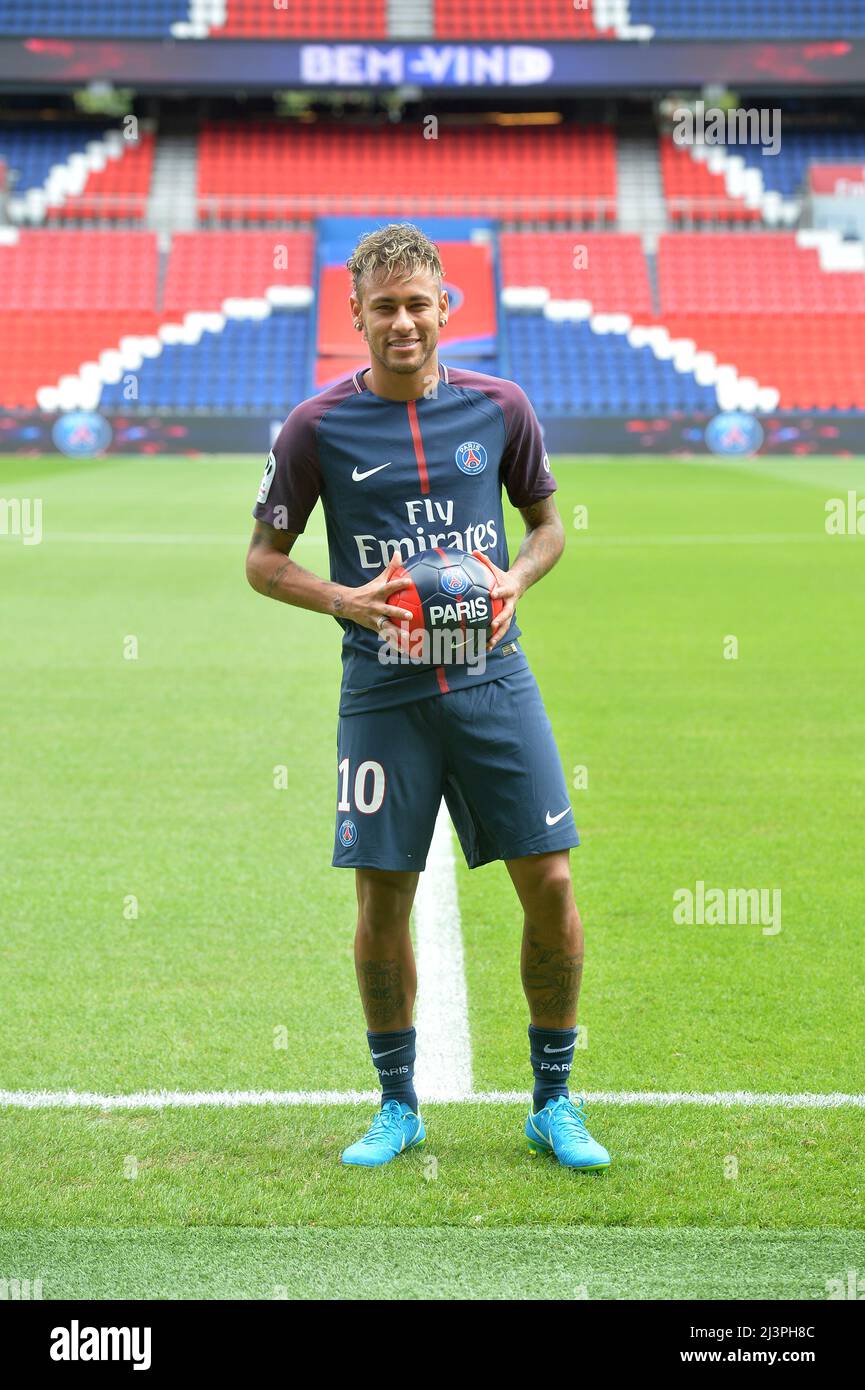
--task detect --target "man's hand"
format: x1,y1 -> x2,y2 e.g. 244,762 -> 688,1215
246,521 -> 412,635
340,556 -> 414,637
483,556 -> 524,652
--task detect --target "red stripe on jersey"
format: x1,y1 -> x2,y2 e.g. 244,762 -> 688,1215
435,665 -> 449,694
406,399 -> 430,495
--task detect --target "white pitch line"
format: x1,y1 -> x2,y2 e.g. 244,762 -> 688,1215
412,802 -> 473,1101
2,1090 -> 863,1110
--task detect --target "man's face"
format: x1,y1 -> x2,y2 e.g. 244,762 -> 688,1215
351,267 -> 447,376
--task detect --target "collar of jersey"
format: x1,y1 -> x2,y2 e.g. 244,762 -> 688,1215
353,361 -> 449,395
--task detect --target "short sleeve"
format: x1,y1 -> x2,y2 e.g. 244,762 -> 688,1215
252,403 -> 321,534
500,384 -> 557,509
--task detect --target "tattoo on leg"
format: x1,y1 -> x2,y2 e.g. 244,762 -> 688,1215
523,937 -> 583,1021
358,959 -> 406,1027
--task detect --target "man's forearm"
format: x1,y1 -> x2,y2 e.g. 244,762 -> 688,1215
247,547 -> 348,617
509,517 -> 565,597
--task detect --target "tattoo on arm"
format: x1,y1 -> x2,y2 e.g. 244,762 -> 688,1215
266,558 -> 293,598
357,959 -> 406,1028
522,938 -> 583,1023
512,497 -> 565,592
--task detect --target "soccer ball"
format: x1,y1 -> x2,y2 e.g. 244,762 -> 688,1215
390,548 -> 503,653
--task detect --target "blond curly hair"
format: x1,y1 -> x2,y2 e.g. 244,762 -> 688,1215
347,222 -> 445,298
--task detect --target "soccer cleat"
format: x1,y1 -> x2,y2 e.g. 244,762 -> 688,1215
525,1094 -> 611,1170
340,1099 -> 426,1168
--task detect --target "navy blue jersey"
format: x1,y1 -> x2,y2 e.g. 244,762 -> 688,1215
252,361 -> 557,713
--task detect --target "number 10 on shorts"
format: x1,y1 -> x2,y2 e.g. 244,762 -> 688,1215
338,758 -> 386,814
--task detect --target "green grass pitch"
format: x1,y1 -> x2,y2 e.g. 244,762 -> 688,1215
1,452 -> 863,1299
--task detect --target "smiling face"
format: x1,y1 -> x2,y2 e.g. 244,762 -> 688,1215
350,266 -> 449,377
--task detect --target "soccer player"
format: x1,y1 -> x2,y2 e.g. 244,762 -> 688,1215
246,224 -> 610,1172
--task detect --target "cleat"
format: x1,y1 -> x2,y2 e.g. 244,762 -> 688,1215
340,1099 -> 426,1168
525,1094 -> 611,1170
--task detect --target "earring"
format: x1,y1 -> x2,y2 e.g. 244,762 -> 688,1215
354,321 -> 362,331
440,318 -> 446,326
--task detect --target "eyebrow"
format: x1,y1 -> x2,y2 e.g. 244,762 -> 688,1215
368,292 -> 435,306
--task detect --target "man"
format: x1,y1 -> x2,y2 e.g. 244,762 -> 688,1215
246,223 -> 610,1172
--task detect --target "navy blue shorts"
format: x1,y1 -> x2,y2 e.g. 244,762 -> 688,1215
332,666 -> 579,871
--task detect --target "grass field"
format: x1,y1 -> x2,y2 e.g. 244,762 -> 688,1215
1,452 -> 864,1300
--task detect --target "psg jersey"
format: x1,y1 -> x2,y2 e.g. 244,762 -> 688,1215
252,361 -> 558,714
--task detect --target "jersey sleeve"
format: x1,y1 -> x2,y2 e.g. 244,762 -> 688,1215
500,383 -> 557,508
252,402 -> 321,534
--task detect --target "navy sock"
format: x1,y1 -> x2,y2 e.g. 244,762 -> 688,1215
528,1024 -> 576,1112
367,1027 -> 418,1112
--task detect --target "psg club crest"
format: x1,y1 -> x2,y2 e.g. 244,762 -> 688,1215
455,440 -> 487,475
440,568 -> 471,596
52,411 -> 113,459
705,412 -> 764,458
339,819 -> 358,847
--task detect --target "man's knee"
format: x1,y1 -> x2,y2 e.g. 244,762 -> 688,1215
508,852 -> 577,926
355,868 -> 418,935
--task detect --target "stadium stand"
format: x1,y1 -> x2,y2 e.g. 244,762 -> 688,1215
98,313 -> 310,412
656,232 -> 865,314
210,1 -> 387,38
0,228 -> 161,408
432,1 -> 609,40
0,1 -> 191,37
500,230 -> 727,414
499,232 -> 653,316
1,0 -> 861,40
506,313 -> 721,414
656,231 -> 865,410
162,230 -> 315,311
627,1 -> 865,39
0,226 -> 314,412
660,137 -> 763,225
0,124 -> 154,224
196,120 -> 617,223
0,228 -> 159,309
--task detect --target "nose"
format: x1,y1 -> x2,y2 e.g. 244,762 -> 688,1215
391,306 -> 415,335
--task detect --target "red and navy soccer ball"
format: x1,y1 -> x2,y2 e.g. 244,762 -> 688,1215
390,548 -> 503,655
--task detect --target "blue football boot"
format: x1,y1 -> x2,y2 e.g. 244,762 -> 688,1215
340,1100 -> 426,1167
525,1094 -> 611,1170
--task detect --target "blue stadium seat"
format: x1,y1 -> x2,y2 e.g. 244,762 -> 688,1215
0,124 -> 105,194
506,315 -> 718,415
99,312 -> 310,412
0,2 -> 191,37
731,129 -> 865,200
629,1 -> 865,38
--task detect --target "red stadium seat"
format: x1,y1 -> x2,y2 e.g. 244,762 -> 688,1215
196,121 -> 617,224
45,132 -> 155,223
500,232 -> 653,315
162,231 -> 314,311
433,0 -> 609,39
660,137 -> 761,225
214,1 -> 387,37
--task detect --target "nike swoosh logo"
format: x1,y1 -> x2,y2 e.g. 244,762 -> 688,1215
545,808 -> 572,826
352,462 -> 393,482
370,1045 -> 406,1060
543,1043 -> 574,1054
